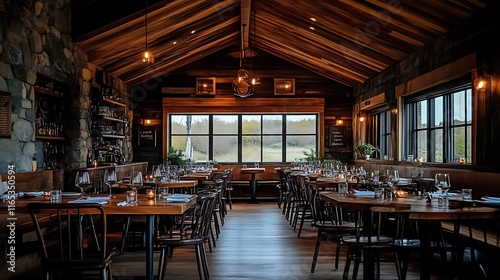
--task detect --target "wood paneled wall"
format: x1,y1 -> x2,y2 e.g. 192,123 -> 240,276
162,97 -> 326,160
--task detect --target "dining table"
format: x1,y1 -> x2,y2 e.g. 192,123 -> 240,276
240,167 -> 265,203
319,192 -> 499,280
0,193 -> 197,280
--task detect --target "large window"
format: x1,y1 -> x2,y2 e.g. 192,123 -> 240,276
169,114 -> 318,163
405,78 -> 472,163
369,110 -> 391,159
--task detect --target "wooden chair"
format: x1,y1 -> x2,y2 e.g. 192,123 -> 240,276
309,187 -> 357,273
27,203 -> 116,280
156,193 -> 217,280
340,206 -> 404,280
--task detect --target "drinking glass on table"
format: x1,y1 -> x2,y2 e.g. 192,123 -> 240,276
103,169 -> 117,198
435,173 -> 451,196
75,170 -> 92,197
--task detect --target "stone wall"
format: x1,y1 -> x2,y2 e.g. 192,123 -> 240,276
0,0 -> 131,173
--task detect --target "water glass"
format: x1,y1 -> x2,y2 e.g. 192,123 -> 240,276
338,183 -> 349,195
242,164 -> 247,169
126,190 -> 137,204
50,189 -> 61,203
462,188 -> 472,201
374,187 -> 384,199
437,196 -> 449,208
254,163 -> 260,168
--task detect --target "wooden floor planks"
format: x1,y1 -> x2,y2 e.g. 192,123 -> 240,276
12,202 -> 433,279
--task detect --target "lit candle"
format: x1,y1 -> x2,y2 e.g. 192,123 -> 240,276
92,160 -> 98,168
396,190 -> 407,198
146,189 -> 155,199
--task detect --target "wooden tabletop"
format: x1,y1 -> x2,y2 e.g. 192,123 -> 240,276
0,194 -> 197,215
180,175 -> 209,181
157,180 -> 198,189
241,168 -> 266,174
319,192 -> 499,220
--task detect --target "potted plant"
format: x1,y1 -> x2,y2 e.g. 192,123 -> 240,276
354,142 -> 379,160
165,147 -> 186,165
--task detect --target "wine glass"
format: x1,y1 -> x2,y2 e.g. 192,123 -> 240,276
434,173 -> 451,196
75,170 -> 93,197
386,169 -> 400,186
103,169 -> 117,198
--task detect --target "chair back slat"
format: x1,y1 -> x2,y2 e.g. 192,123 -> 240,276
27,203 -> 107,262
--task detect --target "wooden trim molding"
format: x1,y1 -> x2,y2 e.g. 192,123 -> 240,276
162,97 -> 325,113
359,92 -> 385,111
162,97 -> 325,157
395,53 -> 476,98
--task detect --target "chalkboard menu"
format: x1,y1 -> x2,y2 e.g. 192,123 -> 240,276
329,126 -> 346,148
138,125 -> 156,147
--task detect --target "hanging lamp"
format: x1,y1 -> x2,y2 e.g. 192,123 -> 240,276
233,24 -> 255,97
142,0 -> 154,63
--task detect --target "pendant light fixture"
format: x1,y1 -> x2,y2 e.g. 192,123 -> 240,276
142,0 -> 154,63
233,24 -> 256,98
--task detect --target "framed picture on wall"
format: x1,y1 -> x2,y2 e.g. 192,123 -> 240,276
274,78 -> 295,95
196,77 -> 216,95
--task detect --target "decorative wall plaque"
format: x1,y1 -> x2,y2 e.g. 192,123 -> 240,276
274,78 -> 295,95
0,91 -> 11,138
196,77 -> 216,95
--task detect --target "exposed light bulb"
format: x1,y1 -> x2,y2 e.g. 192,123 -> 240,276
142,50 -> 154,63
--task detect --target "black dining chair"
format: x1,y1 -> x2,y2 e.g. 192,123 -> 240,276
27,202 -> 116,280
156,193 -> 217,280
309,187 -> 357,273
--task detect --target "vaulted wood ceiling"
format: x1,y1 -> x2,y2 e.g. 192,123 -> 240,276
73,0 -> 489,87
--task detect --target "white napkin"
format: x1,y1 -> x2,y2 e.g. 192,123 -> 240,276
24,191 -> 45,196
430,192 -> 458,198
117,201 -> 130,206
68,197 -> 109,204
352,190 -> 375,197
166,193 -> 193,203
481,196 -> 500,201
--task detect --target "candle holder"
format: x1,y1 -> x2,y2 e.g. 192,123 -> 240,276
146,189 -> 155,200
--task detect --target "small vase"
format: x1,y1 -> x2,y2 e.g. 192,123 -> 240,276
365,155 -> 370,160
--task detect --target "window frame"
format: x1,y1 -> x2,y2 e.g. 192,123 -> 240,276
404,77 -> 472,163
169,113 -> 318,163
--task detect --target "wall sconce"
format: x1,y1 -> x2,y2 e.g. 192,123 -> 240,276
145,119 -> 152,125
358,112 -> 367,122
390,107 -> 398,115
335,117 -> 344,125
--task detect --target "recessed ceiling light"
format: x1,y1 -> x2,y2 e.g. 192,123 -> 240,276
191,30 -> 196,34
173,41 -> 177,45
309,26 -> 315,30
310,17 -> 317,22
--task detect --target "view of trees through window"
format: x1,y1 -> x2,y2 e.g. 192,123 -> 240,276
406,82 -> 472,163
170,114 -> 317,163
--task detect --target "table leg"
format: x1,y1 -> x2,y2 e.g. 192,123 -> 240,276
418,220 -> 432,280
248,174 -> 259,204
146,215 -> 155,280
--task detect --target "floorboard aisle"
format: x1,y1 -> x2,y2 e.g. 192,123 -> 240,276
111,202 -> 426,280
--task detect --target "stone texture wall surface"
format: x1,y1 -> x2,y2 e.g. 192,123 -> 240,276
0,0 -> 131,173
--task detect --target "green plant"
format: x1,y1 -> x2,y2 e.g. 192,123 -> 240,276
302,149 -> 320,161
354,142 -> 379,156
166,147 -> 186,165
